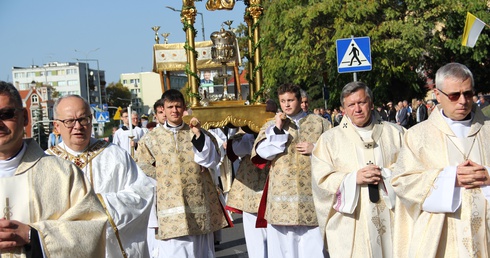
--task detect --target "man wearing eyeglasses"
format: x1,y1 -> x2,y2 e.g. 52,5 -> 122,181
392,62 -> 490,257
0,81 -> 107,257
46,95 -> 154,258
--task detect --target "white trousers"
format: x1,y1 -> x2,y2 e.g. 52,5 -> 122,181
148,232 -> 214,258
267,224 -> 325,258
243,212 -> 267,258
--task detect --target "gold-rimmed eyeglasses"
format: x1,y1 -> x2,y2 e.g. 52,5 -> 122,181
56,116 -> 91,128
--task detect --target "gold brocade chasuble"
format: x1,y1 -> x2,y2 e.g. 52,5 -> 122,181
136,125 -> 228,239
252,114 -> 330,226
1,139 -> 107,258
392,105 -> 490,258
311,115 -> 404,258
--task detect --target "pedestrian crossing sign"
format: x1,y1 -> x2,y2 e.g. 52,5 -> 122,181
336,37 -> 372,73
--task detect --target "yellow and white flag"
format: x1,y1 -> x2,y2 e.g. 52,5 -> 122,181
462,12 -> 486,47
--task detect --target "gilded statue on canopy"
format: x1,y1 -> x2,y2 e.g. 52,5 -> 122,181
206,0 -> 235,10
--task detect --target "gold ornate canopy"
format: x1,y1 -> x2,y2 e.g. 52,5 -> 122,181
155,0 -> 271,133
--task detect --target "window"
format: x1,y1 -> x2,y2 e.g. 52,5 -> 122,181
57,81 -> 67,86
14,72 -> 25,79
130,79 -> 135,84
66,69 -> 78,75
27,72 -> 36,78
123,80 -> 127,84
31,94 -> 39,103
67,80 -> 78,86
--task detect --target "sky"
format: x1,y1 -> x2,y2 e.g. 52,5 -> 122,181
0,0 -> 246,83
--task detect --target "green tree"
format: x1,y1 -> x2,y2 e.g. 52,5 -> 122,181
421,1 -> 490,95
106,82 -> 131,112
259,0 -> 490,109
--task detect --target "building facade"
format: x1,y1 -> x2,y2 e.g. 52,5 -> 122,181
120,72 -> 186,115
12,62 -> 105,107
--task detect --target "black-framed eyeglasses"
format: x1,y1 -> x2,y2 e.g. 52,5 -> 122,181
56,116 -> 92,128
0,108 -> 23,121
438,89 -> 474,102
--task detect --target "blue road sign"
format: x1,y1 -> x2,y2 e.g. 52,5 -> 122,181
336,37 -> 372,73
96,111 -> 110,123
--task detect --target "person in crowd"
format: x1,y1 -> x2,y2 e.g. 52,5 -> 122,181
153,99 -> 166,127
479,94 -> 489,108
392,62 -> 490,257
251,83 -> 330,258
313,108 -> 321,116
473,95 -> 480,106
300,89 -> 311,114
376,106 -> 389,121
324,108 -> 333,124
47,126 -> 62,148
415,98 -> 428,123
0,81 -> 107,257
333,107 -> 344,126
396,101 -> 409,128
427,99 -> 436,115
387,102 -> 397,123
311,81 -> 404,257
112,108 -> 145,154
135,89 -> 229,257
47,95 -> 154,258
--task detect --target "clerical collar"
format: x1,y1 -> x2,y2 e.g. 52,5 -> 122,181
348,115 -> 374,131
440,109 -> 473,138
287,111 -> 307,125
0,142 -> 27,178
164,121 -> 184,132
59,138 -> 98,156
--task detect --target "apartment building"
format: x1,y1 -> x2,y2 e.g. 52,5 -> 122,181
12,61 -> 105,106
120,72 -> 186,115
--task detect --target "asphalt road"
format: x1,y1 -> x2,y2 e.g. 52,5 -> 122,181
215,213 -> 249,258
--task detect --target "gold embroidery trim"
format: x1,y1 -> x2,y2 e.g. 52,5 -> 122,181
97,193 -> 127,258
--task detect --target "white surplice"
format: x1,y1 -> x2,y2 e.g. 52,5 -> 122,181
47,139 -> 154,258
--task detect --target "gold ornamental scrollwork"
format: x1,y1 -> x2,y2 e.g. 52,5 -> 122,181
248,6 -> 263,18
181,8 -> 197,23
206,0 -> 235,11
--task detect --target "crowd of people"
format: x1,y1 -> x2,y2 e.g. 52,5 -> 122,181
0,61 -> 489,258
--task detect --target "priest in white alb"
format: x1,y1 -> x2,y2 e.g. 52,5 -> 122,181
311,81 -> 404,258
46,95 -> 154,258
392,62 -> 490,257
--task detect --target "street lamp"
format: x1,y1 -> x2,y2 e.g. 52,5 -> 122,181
166,6 -> 205,41
74,48 -> 100,105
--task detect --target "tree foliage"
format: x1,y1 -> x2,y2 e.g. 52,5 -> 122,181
106,82 -> 132,108
258,0 -> 490,109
